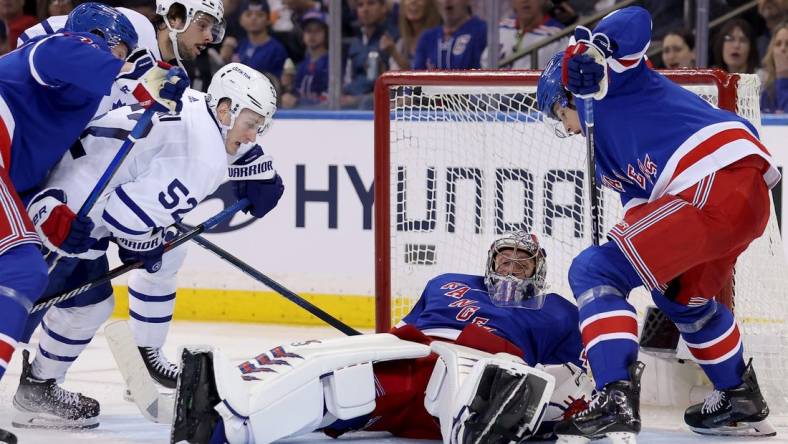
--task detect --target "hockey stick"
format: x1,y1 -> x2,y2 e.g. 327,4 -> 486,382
174,222 -> 362,336
105,320 -> 174,424
45,107 -> 156,272
584,99 -> 601,245
31,199 -> 250,313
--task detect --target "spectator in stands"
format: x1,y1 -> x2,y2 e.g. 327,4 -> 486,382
0,0 -> 37,51
661,27 -> 695,69
483,0 -> 567,69
381,0 -> 440,70
281,10 -> 328,108
413,0 -> 487,70
223,0 -> 246,41
341,0 -> 397,108
713,18 -> 760,74
761,20 -> 788,113
755,0 -> 788,60
36,0 -> 72,20
274,0 -> 325,63
221,0 -> 289,80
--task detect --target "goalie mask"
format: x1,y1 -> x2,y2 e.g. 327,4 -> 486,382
484,232 -> 547,309
207,63 -> 277,140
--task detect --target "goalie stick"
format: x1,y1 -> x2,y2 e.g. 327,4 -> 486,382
174,223 -> 362,336
105,320 -> 174,424
31,198 -> 250,313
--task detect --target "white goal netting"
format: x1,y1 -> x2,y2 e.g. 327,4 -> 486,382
375,70 -> 788,416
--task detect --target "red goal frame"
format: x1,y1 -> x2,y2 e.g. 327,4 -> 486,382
373,69 -> 744,333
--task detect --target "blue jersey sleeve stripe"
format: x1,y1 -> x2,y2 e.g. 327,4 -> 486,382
18,31 -> 31,43
116,186 -> 157,229
102,209 -> 150,236
27,36 -> 57,87
129,310 -> 173,323
129,288 -> 176,302
41,19 -> 54,34
41,321 -> 92,345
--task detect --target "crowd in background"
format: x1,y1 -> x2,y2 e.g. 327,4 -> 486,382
1,0 -> 786,112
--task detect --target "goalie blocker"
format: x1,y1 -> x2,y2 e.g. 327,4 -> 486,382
171,324 -> 593,444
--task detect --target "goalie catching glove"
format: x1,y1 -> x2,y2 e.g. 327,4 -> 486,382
27,188 -> 96,257
116,226 -> 177,273
562,25 -> 615,99
116,48 -> 189,113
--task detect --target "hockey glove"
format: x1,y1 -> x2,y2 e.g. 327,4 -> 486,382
116,227 -> 176,273
27,188 -> 96,256
119,50 -> 189,114
233,174 -> 285,219
562,26 -> 615,99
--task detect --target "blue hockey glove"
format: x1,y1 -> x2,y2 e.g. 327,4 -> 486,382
116,227 -> 176,273
233,174 -> 285,219
27,188 -> 96,256
562,26 -> 614,99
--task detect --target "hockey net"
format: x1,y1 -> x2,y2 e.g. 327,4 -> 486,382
373,70 -> 788,417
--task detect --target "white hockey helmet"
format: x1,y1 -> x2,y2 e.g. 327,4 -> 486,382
156,0 -> 226,64
484,231 -> 548,309
207,63 -> 278,137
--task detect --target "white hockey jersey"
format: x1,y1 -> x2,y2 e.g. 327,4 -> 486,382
43,88 -> 227,258
18,8 -> 161,117
482,15 -> 567,69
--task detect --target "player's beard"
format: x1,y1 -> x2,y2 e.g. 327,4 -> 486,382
176,37 -> 198,61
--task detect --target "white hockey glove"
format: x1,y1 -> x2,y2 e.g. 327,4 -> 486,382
26,188 -> 96,257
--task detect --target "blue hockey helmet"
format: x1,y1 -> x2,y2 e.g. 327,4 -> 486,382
536,51 -> 569,120
64,2 -> 138,51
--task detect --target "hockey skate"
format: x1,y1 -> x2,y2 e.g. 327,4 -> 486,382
684,359 -> 775,437
554,361 -> 645,444
140,346 -> 180,388
171,348 -> 222,444
12,350 -> 100,429
0,428 -> 16,444
124,346 -> 180,401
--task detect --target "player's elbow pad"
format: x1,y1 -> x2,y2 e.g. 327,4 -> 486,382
102,191 -> 158,241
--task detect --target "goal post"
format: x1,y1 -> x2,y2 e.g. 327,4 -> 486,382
373,69 -> 787,415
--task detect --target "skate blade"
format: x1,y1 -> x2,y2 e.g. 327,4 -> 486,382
607,431 -> 638,444
689,418 -> 776,437
555,435 -> 591,444
11,409 -> 98,430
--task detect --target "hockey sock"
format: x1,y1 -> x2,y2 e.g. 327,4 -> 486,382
652,292 -> 744,390
32,297 -> 114,380
577,288 -> 639,390
0,244 -> 48,380
569,243 -> 643,390
127,287 -> 175,348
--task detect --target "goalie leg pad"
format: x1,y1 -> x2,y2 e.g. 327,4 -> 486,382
209,334 -> 430,444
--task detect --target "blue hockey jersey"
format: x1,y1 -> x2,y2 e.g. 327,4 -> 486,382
413,16 -> 487,70
399,273 -> 583,367
0,32 -> 124,193
574,7 -> 780,212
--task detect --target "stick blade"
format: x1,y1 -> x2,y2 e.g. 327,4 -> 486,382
105,320 -> 173,424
